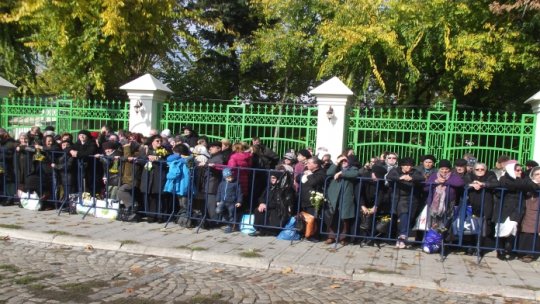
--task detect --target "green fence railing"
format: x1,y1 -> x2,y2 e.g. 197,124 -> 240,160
348,100 -> 536,167
161,98 -> 318,157
0,95 -> 535,167
1,94 -> 129,138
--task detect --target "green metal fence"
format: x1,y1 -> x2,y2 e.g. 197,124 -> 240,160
1,95 -> 535,167
0,94 -> 129,137
348,100 -> 536,167
160,98 -> 318,157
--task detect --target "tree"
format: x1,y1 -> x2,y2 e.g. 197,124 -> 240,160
2,0 -> 182,99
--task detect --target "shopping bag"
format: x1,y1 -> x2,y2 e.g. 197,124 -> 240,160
277,216 -> 301,241
413,205 -> 428,231
452,205 -> 481,235
19,191 -> 41,211
494,216 -> 518,237
240,214 -> 256,234
300,211 -> 317,238
422,229 -> 443,253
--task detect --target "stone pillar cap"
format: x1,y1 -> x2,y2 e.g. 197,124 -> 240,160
309,76 -> 353,96
120,73 -> 172,93
0,76 -> 17,89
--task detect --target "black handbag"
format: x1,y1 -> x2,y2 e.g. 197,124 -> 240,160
359,213 -> 373,230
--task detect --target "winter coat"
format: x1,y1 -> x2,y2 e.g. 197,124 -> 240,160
326,164 -> 359,220
216,179 -> 243,205
462,171 -> 498,219
227,151 -> 252,196
256,172 -> 296,228
385,167 -> 425,215
498,177 -> 540,233
139,146 -> 169,194
425,172 -> 465,207
299,167 -> 326,209
163,154 -> 191,196
489,174 -> 523,223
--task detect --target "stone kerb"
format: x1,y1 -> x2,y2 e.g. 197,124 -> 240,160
310,77 -> 353,162
120,74 -> 173,136
525,90 -> 540,162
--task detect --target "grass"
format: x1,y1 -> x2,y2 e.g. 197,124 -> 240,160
0,264 -> 20,273
239,249 -> 262,258
509,284 -> 540,291
173,245 -> 207,251
362,267 -> 398,275
27,280 -> 109,303
45,230 -> 71,236
108,299 -> 165,304
120,240 -> 139,246
14,275 -> 41,285
176,293 -> 227,304
0,224 -> 23,229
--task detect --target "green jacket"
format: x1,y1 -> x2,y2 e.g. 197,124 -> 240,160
326,164 -> 359,220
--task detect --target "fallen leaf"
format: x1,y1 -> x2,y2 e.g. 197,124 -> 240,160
281,267 -> 293,274
330,284 -> 341,289
126,288 -> 134,294
2,235 -> 10,241
213,268 -> 224,273
85,244 -> 94,251
402,286 -> 416,292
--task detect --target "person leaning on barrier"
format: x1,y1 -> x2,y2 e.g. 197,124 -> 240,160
51,140 -> 77,201
501,166 -> 540,263
463,162 -> 498,254
0,128 -> 17,204
251,168 -> 295,237
357,160 -> 387,240
70,130 -> 99,195
424,160 -> 465,232
116,136 -> 142,222
477,161 -> 525,260
202,141 -> 225,222
139,135 -> 171,223
15,133 -> 31,191
95,141 -> 122,200
324,155 -> 360,245
299,157 -> 326,217
386,157 -> 425,249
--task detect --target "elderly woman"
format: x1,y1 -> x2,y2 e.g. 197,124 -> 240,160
227,142 -> 252,210
489,166 -> 540,262
461,162 -> 498,253
324,155 -> 359,245
424,160 -> 465,231
478,161 -> 523,260
386,157 -> 425,248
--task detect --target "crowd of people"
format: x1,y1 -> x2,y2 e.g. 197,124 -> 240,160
1,125 -> 540,263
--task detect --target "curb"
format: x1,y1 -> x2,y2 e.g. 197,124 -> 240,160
0,227 -> 537,301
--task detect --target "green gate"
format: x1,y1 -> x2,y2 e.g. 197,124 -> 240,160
161,98 -> 318,157
348,101 -> 536,166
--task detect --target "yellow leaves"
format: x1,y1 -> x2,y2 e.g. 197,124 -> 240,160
369,54 -> 386,93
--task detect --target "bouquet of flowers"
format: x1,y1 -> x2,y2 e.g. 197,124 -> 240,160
109,159 -> 119,174
33,149 -> 46,162
309,190 -> 325,213
155,147 -> 168,158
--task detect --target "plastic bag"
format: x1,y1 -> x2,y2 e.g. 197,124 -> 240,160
277,216 -> 301,241
240,214 -> 256,234
422,229 -> 443,253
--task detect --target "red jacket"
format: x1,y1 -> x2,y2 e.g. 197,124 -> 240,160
227,151 -> 252,195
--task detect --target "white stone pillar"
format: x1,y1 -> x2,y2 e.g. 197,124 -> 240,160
0,76 -> 17,98
310,77 -> 353,162
120,74 -> 173,137
525,91 -> 540,162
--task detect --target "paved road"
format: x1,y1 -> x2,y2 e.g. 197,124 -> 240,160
0,239 -> 530,304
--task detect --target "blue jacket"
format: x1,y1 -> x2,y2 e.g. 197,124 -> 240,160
216,178 -> 243,205
163,154 -> 191,196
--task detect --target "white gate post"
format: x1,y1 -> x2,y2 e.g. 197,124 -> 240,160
120,74 -> 173,136
525,91 -> 540,162
309,77 -> 353,161
0,76 -> 17,98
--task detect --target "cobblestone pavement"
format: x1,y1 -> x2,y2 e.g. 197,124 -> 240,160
0,239 -> 533,304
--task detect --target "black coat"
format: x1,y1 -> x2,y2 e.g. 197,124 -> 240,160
385,167 -> 424,215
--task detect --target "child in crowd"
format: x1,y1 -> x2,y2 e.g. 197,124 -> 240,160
215,168 -> 243,233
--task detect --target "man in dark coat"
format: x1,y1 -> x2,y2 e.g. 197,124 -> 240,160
203,141 -> 225,222
0,128 -> 17,204
70,130 -> 99,195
